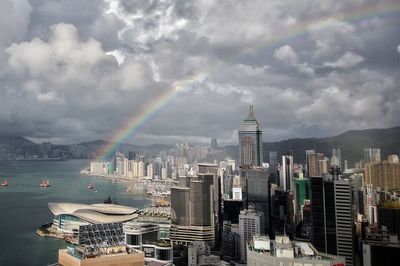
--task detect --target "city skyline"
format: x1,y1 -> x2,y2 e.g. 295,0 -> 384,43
0,0 -> 399,145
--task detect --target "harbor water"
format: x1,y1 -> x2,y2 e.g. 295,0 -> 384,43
0,160 -> 149,266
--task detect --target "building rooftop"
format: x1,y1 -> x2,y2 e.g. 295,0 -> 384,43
48,202 -> 138,224
248,235 -> 345,262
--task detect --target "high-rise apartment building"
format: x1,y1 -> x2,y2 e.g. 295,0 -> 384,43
364,161 -> 400,190
238,105 -> 263,167
307,151 -> 324,177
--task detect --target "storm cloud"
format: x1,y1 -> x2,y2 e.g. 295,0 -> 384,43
0,0 -> 399,145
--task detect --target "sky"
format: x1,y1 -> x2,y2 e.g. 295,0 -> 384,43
0,0 -> 399,145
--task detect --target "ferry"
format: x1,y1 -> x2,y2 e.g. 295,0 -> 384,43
2,179 -> 8,187
40,177 -> 51,187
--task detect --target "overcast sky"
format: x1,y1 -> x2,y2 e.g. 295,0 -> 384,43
0,0 -> 399,145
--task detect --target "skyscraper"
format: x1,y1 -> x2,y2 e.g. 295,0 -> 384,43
364,148 -> 381,163
310,176 -> 337,255
280,152 -> 294,190
239,209 -> 265,262
238,105 -> 263,167
310,175 -> 355,266
246,167 -> 270,230
334,179 -> 355,266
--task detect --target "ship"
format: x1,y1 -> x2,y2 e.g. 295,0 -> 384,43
2,179 -> 8,187
87,183 -> 94,190
40,177 -> 51,187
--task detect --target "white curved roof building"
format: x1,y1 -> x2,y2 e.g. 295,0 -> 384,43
48,202 -> 139,233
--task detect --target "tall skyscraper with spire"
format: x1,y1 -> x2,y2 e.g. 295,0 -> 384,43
238,105 -> 263,167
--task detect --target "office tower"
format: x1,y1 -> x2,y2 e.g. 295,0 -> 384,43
334,179 -> 355,266
239,209 -> 265,262
270,188 -> 295,237
311,175 -> 355,266
170,173 -> 216,247
344,160 -> 348,171
245,167 -> 270,230
223,174 -> 234,198
190,180 -> 212,226
211,138 -> 218,149
363,227 -> 400,266
238,105 -> 263,167
364,148 -> 381,163
171,187 -> 190,226
310,176 -> 337,255
221,221 -> 240,262
378,201 -> 400,238
223,199 -> 243,223
364,161 -> 400,190
198,164 -> 221,245
293,177 -> 310,209
269,151 -> 278,180
280,152 -> 293,190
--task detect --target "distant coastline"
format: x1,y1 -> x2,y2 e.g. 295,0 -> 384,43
15,157 -> 64,161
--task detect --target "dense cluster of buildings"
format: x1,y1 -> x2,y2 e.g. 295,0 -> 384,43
53,105 -> 400,266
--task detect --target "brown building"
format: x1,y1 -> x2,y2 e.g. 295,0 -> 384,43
307,152 -> 326,177
58,246 -> 144,266
364,161 -> 400,190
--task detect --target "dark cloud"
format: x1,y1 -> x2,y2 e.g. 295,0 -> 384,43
0,0 -> 399,145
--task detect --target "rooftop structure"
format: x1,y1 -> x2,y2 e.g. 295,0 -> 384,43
247,235 -> 345,266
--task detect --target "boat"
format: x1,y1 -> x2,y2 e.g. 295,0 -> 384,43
40,177 -> 51,187
87,183 -> 94,190
2,179 -> 8,187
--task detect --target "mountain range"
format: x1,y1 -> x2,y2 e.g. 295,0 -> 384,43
0,127 -> 399,164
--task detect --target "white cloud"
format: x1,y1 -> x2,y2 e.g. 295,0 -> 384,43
274,45 -> 314,75
274,45 -> 298,65
0,0 -> 399,144
324,52 -> 365,68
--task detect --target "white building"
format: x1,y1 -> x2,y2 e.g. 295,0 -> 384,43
247,235 -> 345,266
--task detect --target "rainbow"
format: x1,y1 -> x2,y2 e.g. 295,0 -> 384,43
97,71 -> 208,159
97,1 -> 400,160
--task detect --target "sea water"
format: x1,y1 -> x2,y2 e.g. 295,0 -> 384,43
0,160 -> 149,266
